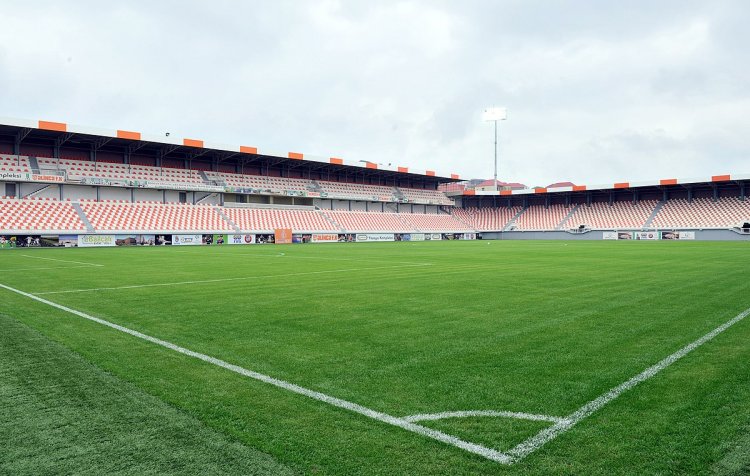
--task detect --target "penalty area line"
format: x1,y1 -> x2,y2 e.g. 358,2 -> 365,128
32,263 -> 433,295
507,304 -> 750,462
21,254 -> 104,267
0,282 -> 514,465
403,410 -> 568,424
0,265 -> 105,272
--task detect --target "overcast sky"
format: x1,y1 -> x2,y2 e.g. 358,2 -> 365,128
1,1 -> 748,186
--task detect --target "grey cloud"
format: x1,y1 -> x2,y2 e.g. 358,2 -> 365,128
0,1 -> 748,184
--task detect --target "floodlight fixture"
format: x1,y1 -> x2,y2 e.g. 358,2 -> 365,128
483,107 -> 508,189
483,107 -> 507,122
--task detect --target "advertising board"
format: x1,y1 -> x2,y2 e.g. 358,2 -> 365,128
311,234 -> 339,243
355,233 -> 395,242
228,234 -> 256,244
0,172 -> 64,183
635,231 -> 659,240
274,228 -> 293,244
78,235 -> 116,247
661,231 -> 696,240
172,234 -> 202,246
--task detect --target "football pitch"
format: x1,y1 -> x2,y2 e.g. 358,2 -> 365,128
1,240 -> 750,475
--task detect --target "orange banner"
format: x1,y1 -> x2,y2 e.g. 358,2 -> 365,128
274,228 -> 292,244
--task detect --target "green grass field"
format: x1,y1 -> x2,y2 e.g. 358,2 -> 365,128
1,240 -> 750,475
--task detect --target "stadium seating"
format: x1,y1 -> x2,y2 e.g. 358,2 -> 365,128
0,197 -> 85,232
0,155 -> 31,173
79,201 -> 231,232
401,213 -> 473,232
567,200 -> 658,229
225,208 -> 336,232
316,180 -> 396,201
37,157 -> 205,184
514,204 -> 573,230
322,211 -> 417,232
396,187 -> 454,205
651,197 -> 750,228
206,172 -> 312,192
452,207 -> 523,231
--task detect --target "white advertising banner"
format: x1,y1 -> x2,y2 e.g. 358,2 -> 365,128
679,231 -> 696,240
311,234 -> 339,243
172,234 -> 202,246
228,234 -> 256,245
78,235 -> 116,247
409,233 -> 426,241
355,233 -> 395,242
602,231 -> 618,240
636,231 -> 659,240
0,171 -> 64,183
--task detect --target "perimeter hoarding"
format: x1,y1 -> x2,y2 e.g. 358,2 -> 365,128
311,234 -> 339,243
228,234 -> 256,245
172,234 -> 202,246
635,231 -> 659,240
355,233 -> 395,242
274,228 -> 293,244
78,235 -> 116,247
661,231 -> 696,240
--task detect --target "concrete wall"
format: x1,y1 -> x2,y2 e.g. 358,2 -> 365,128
134,188 -> 164,202
63,185 -> 97,201
100,187 -> 131,201
19,183 -> 59,199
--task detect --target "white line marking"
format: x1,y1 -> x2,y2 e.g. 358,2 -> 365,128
403,410 -> 568,424
0,265 -> 104,272
0,282 -> 512,464
33,263 -> 432,295
507,305 -> 750,462
21,254 -> 103,267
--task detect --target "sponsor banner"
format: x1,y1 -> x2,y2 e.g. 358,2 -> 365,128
200,234 -> 228,245
78,235 -> 116,247
424,233 -> 442,241
172,234 -> 202,246
274,228 -> 293,244
463,233 -> 477,240
6,235 -> 60,247
410,233 -> 426,241
355,233 -> 395,242
0,171 -> 24,181
228,234 -> 256,245
32,174 -> 64,183
115,234 -> 156,246
82,177 -> 127,187
617,232 -> 634,240
602,231 -> 619,240
0,172 -> 64,183
58,234 -> 78,247
661,231 -> 696,240
311,233 -> 339,243
635,231 -> 659,240
131,180 -> 224,192
0,235 -> 17,248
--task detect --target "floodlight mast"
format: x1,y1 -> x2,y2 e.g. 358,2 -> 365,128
483,108 -> 507,191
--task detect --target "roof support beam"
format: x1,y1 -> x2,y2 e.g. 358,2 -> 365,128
14,128 -> 32,155
53,132 -> 75,158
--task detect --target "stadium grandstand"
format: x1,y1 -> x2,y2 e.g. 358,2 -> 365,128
1,117 -> 749,245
